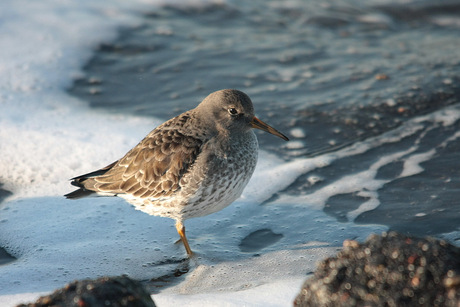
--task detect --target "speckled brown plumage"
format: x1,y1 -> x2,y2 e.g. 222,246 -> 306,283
65,89 -> 288,255
69,114 -> 202,200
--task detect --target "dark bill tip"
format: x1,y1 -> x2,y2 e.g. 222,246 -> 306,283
250,116 -> 289,141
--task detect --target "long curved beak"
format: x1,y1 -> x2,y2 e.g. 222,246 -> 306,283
250,116 -> 289,141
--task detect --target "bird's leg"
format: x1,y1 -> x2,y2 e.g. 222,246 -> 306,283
175,221 -> 193,256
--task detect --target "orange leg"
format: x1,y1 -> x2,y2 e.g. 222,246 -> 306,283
175,221 -> 193,256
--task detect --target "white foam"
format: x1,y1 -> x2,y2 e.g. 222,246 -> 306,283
290,128 -> 306,138
430,16 -> 460,27
400,149 -> 436,178
0,97 -> 158,199
285,140 -> 305,149
166,248 -> 337,295
154,278 -> 308,307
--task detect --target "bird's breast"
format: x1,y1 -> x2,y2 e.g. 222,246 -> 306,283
177,131 -> 259,218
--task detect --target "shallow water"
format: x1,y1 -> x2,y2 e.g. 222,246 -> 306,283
1,0 -> 459,304
69,0 -> 460,240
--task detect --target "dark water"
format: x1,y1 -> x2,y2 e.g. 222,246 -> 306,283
0,184 -> 14,265
0,247 -> 15,266
69,0 -> 460,241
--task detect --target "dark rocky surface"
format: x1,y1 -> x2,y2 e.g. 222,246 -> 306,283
0,247 -> 15,266
0,184 -> 12,203
294,232 -> 460,307
0,183 -> 15,266
18,276 -> 156,307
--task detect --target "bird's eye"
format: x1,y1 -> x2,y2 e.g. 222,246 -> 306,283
228,108 -> 238,116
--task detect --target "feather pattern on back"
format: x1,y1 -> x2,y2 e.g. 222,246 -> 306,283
65,113 -> 203,200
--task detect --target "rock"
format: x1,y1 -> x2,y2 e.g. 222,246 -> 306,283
0,246 -> 16,266
18,276 -> 156,307
294,232 -> 460,307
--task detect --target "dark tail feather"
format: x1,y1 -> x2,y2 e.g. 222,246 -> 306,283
64,188 -> 95,199
65,160 -> 118,199
69,161 -> 118,182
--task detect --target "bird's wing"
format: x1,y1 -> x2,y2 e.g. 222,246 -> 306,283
68,122 -> 203,199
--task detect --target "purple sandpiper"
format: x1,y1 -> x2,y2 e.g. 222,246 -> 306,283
65,89 -> 289,255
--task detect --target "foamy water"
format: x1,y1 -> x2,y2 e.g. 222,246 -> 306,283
0,1 -> 372,305
1,0 -> 460,306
